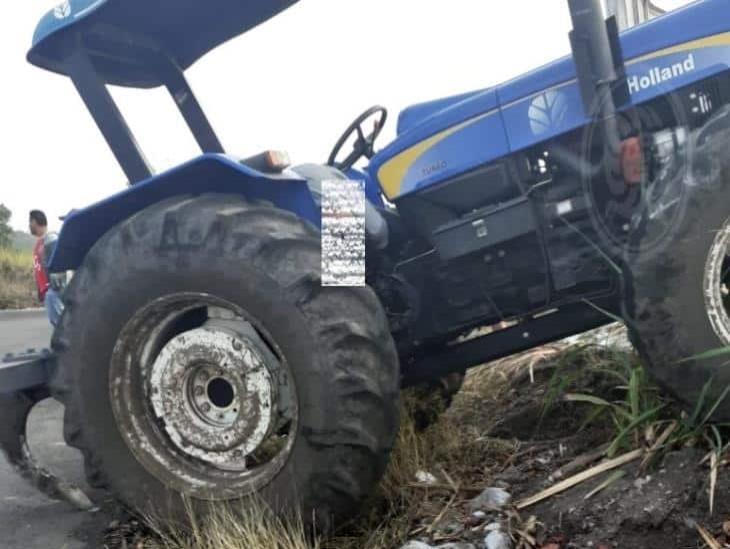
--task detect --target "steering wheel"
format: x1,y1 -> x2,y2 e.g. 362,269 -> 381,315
328,106 -> 388,171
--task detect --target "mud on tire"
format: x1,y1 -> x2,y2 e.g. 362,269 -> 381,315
51,193 -> 400,528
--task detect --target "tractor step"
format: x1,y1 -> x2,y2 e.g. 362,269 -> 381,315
0,310 -> 54,392
0,351 -> 53,393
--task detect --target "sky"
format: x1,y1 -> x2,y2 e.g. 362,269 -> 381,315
1,0 -> 691,231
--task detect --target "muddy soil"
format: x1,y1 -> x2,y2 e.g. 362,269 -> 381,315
422,344 -> 730,549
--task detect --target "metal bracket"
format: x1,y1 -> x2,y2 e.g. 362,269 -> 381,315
0,351 -> 52,393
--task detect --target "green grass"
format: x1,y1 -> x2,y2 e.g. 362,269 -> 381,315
0,246 -> 36,309
546,342 -> 730,476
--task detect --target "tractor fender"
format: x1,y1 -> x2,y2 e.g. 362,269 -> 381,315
49,154 -> 320,272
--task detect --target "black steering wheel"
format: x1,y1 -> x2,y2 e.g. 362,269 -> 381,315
328,106 -> 387,171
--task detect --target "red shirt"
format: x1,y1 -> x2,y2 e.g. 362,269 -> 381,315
33,237 -> 50,302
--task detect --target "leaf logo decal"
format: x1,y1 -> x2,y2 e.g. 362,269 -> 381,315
528,89 -> 568,136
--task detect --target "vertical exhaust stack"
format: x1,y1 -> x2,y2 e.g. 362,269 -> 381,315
568,0 -> 628,162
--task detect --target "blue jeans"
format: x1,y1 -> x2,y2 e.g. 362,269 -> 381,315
45,288 -> 65,327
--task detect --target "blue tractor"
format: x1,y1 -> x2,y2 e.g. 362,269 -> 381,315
3,0 -> 730,529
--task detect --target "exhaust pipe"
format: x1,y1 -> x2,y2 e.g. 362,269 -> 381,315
568,0 -> 627,162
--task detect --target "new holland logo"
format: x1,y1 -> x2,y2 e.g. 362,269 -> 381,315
627,53 -> 696,95
528,90 -> 568,136
53,1 -> 72,19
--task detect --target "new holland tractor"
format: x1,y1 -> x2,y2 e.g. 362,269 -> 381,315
3,0 -> 730,530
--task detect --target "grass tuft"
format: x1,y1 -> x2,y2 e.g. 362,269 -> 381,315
0,247 -> 35,309
147,498 -> 316,549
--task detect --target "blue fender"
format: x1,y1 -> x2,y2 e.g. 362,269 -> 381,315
49,154 -> 320,272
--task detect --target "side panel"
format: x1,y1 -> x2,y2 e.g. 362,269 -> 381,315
501,33 -> 730,152
49,154 -> 319,272
370,89 -> 509,200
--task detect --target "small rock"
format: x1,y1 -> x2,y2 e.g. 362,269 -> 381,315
485,529 -> 512,549
484,522 -> 502,532
468,487 -> 512,512
400,542 -> 434,549
415,470 -> 438,485
437,544 -> 477,549
472,510 -> 487,519
633,475 -> 651,490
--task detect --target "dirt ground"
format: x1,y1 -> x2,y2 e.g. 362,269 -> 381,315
399,340 -> 730,549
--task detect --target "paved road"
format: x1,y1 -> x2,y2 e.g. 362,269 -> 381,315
0,310 -> 100,549
0,309 -> 52,356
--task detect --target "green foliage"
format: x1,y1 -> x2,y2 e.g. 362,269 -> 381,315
549,343 -> 730,467
564,354 -> 665,457
0,204 -> 12,249
0,247 -> 35,309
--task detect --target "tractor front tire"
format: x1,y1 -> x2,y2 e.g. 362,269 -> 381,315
52,194 -> 400,529
623,121 -> 730,420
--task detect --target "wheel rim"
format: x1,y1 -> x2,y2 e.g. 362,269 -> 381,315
109,294 -> 297,500
704,218 -> 730,346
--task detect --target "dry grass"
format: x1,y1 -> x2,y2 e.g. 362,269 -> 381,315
0,247 -> 36,309
146,500 -> 316,549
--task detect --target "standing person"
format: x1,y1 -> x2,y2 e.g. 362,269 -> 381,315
29,210 -> 64,326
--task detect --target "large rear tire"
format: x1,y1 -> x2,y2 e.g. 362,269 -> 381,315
623,115 -> 730,419
52,194 -> 400,529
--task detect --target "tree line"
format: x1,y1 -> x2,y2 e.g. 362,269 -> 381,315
0,204 -> 14,248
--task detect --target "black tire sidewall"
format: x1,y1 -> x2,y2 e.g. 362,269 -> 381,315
59,195 -> 399,524
625,168 -> 730,413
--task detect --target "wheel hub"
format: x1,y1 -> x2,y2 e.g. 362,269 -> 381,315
149,326 -> 275,471
705,218 -> 730,345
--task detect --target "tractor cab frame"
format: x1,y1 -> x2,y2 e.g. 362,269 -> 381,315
28,0 -> 322,274
28,0 -> 302,183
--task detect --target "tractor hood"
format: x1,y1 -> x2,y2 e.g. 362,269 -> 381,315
373,0 -> 730,200
397,89 -> 489,136
28,0 -> 300,88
